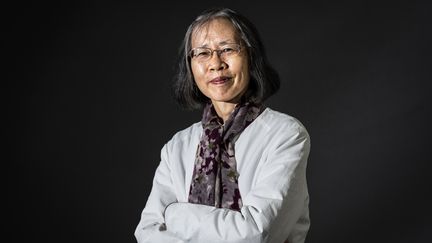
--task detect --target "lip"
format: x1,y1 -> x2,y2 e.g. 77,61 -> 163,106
209,76 -> 232,85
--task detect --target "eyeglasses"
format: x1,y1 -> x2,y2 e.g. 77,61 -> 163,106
189,43 -> 242,62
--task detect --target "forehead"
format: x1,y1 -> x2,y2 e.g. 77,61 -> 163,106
191,18 -> 239,47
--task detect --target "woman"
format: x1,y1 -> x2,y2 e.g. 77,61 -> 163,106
135,7 -> 311,243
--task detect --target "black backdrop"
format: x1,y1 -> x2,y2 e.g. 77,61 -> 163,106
5,1 -> 431,242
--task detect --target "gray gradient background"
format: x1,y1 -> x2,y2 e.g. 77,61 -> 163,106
5,1 -> 431,242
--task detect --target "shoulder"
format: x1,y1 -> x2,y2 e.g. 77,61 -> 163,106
237,107 -> 310,155
164,121 -> 202,151
257,108 -> 309,137
252,108 -> 311,163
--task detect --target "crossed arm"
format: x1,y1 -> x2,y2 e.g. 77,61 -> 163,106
134,126 -> 310,243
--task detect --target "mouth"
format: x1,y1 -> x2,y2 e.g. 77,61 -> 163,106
209,76 -> 232,85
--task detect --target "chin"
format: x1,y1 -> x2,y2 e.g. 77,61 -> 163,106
208,93 -> 229,101
206,89 -> 245,104
211,96 -> 242,104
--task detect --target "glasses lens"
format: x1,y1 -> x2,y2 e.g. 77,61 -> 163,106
219,44 -> 241,58
191,48 -> 211,60
190,44 -> 241,62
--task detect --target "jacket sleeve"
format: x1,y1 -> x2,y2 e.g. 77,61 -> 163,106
164,125 -> 311,243
134,144 -> 185,243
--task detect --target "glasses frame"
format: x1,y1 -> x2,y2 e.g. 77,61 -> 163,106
188,43 -> 243,62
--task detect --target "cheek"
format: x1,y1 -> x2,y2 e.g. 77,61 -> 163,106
241,58 -> 249,77
191,63 -> 205,82
230,59 -> 249,83
241,61 -> 249,80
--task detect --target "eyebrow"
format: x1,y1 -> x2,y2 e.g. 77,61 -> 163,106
198,40 -> 236,48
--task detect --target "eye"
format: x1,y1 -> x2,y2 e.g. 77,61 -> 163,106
221,47 -> 235,54
197,52 -> 210,57
194,48 -> 211,58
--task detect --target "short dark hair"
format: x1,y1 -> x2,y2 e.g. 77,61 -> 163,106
172,7 -> 280,110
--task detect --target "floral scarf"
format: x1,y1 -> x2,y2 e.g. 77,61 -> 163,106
188,102 -> 264,211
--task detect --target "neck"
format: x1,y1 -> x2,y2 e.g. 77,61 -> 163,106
212,101 -> 238,123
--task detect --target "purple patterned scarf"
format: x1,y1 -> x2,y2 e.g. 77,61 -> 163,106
188,102 -> 264,211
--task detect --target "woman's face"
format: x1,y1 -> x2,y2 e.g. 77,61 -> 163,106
190,18 -> 249,104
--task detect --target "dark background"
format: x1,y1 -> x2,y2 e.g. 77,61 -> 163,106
5,1 -> 431,242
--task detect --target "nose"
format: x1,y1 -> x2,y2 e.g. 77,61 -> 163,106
208,52 -> 227,71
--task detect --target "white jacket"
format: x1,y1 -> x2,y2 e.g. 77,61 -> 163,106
135,108 -> 311,243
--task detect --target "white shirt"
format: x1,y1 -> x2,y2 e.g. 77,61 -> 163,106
135,108 -> 311,243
